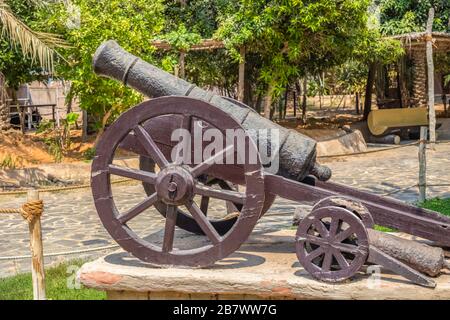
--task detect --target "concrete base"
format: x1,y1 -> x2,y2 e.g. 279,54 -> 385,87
78,229 -> 450,300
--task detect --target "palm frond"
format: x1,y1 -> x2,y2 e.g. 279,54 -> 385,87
0,0 -> 67,72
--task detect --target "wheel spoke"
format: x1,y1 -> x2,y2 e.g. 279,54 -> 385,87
328,217 -> 340,239
162,205 -> 178,253
333,249 -> 350,269
321,251 -> 333,271
108,164 -> 157,184
190,144 -> 234,177
200,196 -> 210,215
185,202 -> 222,244
134,125 -> 169,169
313,219 -> 329,238
298,234 -> 328,247
333,242 -> 360,255
194,184 -> 245,204
334,225 -> 355,243
118,192 -> 158,224
305,247 -> 324,262
174,116 -> 192,165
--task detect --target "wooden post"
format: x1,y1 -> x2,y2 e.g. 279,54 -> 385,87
27,189 -> 46,300
426,7 -> 436,148
237,47 -> 246,102
418,126 -> 427,202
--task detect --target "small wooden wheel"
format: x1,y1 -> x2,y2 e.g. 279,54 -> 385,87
91,96 -> 265,267
295,206 -> 369,282
140,156 -> 275,235
312,196 -> 374,228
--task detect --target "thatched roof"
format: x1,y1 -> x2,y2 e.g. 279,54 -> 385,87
389,32 -> 450,52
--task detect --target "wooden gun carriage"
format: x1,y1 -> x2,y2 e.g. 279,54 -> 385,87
91,41 -> 450,288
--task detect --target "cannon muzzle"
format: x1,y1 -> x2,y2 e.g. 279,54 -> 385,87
93,40 -> 331,182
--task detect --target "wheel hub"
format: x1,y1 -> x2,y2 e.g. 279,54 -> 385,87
156,166 -> 194,205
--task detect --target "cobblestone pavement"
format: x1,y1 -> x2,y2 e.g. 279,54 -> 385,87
0,142 -> 449,277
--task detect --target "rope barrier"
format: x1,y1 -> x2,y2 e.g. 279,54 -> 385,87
0,178 -> 134,196
318,141 -> 420,159
381,183 -> 450,196
0,200 -> 44,222
318,139 -> 450,159
0,244 -> 120,261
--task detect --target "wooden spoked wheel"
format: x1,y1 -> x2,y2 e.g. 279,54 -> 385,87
140,156 -> 275,236
312,196 -> 374,228
295,206 -> 369,282
91,96 -> 265,267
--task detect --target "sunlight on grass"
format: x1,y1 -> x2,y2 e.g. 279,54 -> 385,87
419,198 -> 450,217
0,259 -> 105,300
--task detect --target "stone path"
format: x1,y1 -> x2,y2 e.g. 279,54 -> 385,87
0,142 -> 449,277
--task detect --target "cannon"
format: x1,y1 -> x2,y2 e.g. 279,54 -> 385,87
91,40 -> 450,287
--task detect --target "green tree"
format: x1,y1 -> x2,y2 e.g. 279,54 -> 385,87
215,0 -> 401,118
377,0 -> 450,35
0,0 -> 65,130
0,0 -> 64,72
36,0 -> 165,137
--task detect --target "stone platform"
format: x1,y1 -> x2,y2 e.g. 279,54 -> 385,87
78,229 -> 450,300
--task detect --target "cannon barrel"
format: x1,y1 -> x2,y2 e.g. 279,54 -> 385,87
92,40 -> 331,181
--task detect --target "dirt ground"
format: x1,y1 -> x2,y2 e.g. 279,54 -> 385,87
0,130 -> 95,169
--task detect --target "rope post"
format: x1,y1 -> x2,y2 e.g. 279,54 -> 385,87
418,126 -> 427,202
26,189 -> 46,300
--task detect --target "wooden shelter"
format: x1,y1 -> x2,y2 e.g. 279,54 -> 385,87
379,32 -> 450,110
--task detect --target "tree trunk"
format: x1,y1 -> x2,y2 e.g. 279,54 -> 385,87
293,90 -> 297,117
283,85 -> 289,119
398,56 -> 410,108
255,93 -> 263,114
237,47 -> 245,102
426,7 -> 436,147
94,108 -> 113,146
81,109 -> 88,142
178,51 -> 186,79
0,72 -> 10,131
411,51 -> 428,108
264,83 -> 274,119
355,92 -> 360,114
363,62 -> 376,121
302,78 -> 307,123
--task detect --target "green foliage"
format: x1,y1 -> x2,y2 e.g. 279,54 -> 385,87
83,146 -> 96,160
0,259 -> 105,300
377,0 -> 450,35
34,0 -> 165,131
216,0 -> 390,98
158,24 -> 201,51
39,112 -> 80,162
163,0 -> 230,38
0,153 -> 17,169
0,0 -> 49,89
65,112 -> 79,126
420,198 -> 450,216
